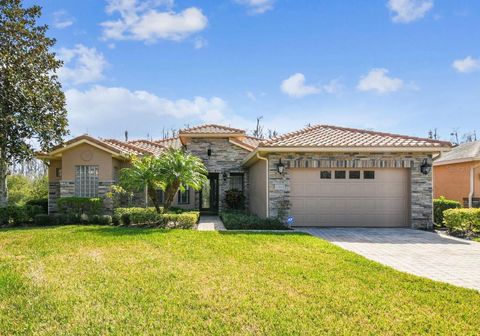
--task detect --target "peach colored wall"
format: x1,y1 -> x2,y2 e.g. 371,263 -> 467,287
433,161 -> 480,203
61,143 -> 114,181
48,160 -> 62,182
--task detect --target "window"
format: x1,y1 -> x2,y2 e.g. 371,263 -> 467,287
75,165 -> 99,197
320,171 -> 332,179
56,168 -> 62,178
349,171 -> 360,179
335,170 -> 346,179
113,167 -> 119,183
230,173 -> 244,191
156,190 -> 164,203
178,187 -> 190,204
364,171 -> 375,179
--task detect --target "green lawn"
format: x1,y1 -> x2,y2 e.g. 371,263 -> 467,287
1,226 -> 479,335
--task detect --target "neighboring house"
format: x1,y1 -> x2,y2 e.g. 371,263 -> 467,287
433,141 -> 480,208
37,124 -> 450,229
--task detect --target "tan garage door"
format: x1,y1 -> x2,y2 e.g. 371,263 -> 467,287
290,168 -> 409,227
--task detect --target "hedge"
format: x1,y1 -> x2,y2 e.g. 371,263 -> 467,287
33,213 -> 113,226
0,205 -> 45,226
25,198 -> 48,213
443,208 -> 480,237
433,196 -> 461,226
220,211 -> 288,230
57,197 -> 103,216
113,207 -> 200,228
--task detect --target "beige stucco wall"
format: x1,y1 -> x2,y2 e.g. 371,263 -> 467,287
48,160 -> 62,182
434,161 -> 480,203
61,143 -> 114,181
248,159 -> 267,218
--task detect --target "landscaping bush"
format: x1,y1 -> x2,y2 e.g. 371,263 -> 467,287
34,214 -> 58,226
0,205 -> 45,226
25,198 -> 48,213
433,196 -> 461,226
57,197 -> 103,216
443,208 -> 480,237
113,207 -> 199,228
220,211 -> 288,230
225,189 -> 245,210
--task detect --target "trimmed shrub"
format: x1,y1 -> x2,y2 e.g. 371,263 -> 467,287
112,214 -> 121,226
443,208 -> 480,237
0,205 -> 44,226
57,197 -> 103,216
220,211 -> 288,230
25,198 -> 48,213
33,213 -> 65,226
113,207 -> 199,228
433,196 -> 461,226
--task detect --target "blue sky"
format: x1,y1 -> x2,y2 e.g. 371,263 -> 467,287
28,0 -> 480,141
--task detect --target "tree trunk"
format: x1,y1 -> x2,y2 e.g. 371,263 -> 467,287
163,181 -> 181,212
147,184 -> 161,213
0,158 -> 8,207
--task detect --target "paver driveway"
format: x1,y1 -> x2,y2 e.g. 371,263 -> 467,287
296,227 -> 480,291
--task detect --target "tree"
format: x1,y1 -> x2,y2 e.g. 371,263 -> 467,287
6,174 -> 47,205
0,0 -> 68,207
157,148 -> 208,212
119,149 -> 208,213
119,155 -> 164,213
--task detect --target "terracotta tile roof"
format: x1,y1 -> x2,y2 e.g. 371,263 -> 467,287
128,140 -> 166,156
102,139 -> 150,156
435,141 -> 480,164
154,137 -> 182,149
260,125 -> 451,148
241,136 -> 263,148
179,124 -> 246,135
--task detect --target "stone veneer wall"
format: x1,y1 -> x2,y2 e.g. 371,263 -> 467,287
48,182 -> 60,213
187,138 -> 250,211
266,152 -> 434,230
51,180 -> 114,214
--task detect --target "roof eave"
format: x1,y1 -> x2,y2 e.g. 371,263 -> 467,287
433,156 -> 480,166
243,146 -> 451,167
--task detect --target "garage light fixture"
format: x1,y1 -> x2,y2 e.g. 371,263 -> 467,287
420,159 -> 431,175
277,159 -> 285,174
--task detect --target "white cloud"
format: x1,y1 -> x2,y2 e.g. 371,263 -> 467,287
357,68 -> 404,93
57,45 -> 108,85
101,0 -> 208,43
194,37 -> 208,49
65,86 -> 232,136
452,56 -> 480,73
281,73 -> 341,98
281,73 -> 320,98
235,0 -> 275,14
53,10 -> 74,29
387,0 -> 433,23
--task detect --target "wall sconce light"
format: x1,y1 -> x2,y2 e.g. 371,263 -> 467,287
277,159 -> 285,174
207,145 -> 212,157
223,172 -> 228,182
420,159 -> 431,175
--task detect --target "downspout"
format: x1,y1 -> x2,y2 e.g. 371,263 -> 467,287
468,162 -> 480,208
256,153 -> 269,218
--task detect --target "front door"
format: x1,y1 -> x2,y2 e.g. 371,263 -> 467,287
200,173 -> 219,214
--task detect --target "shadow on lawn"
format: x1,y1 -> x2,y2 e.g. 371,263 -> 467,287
219,230 -> 307,237
75,225 -> 175,236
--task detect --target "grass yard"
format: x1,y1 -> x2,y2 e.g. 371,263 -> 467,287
1,226 -> 480,335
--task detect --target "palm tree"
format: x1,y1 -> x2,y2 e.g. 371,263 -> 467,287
119,155 -> 163,213
157,148 -> 208,212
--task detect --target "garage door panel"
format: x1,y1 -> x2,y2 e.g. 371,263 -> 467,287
290,168 -> 409,227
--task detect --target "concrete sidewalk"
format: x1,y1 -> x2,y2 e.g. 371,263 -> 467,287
197,216 -> 226,231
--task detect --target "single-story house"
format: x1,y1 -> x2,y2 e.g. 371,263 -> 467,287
433,141 -> 480,207
37,124 -> 451,229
